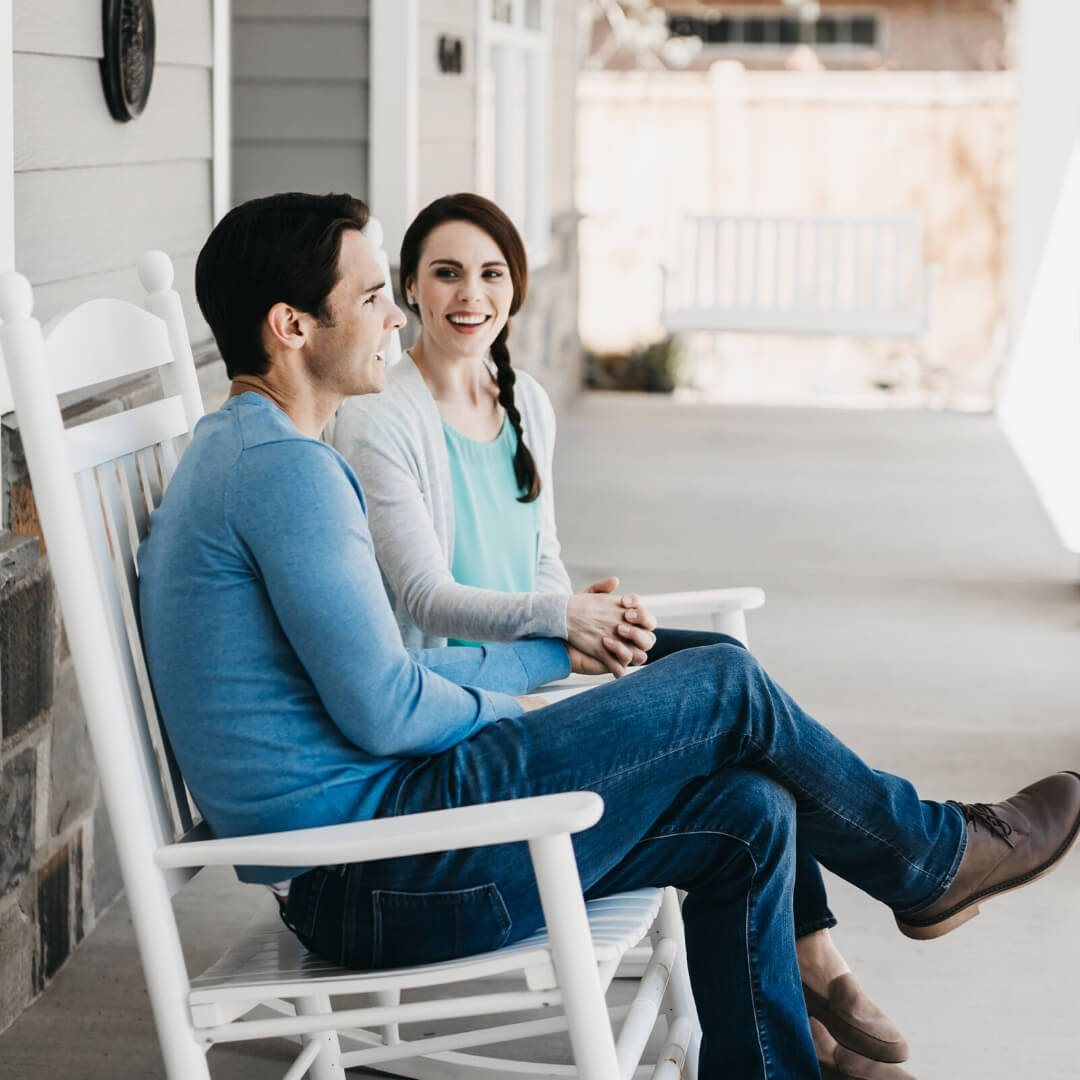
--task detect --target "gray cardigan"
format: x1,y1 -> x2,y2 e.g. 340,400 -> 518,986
332,355 -> 572,649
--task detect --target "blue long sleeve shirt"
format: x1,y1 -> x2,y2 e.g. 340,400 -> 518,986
137,393 -> 570,883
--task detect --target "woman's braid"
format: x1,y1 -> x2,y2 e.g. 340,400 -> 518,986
491,328 -> 540,503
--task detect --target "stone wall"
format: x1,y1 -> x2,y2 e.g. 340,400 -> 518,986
0,515 -> 121,1034
0,351 -> 228,1036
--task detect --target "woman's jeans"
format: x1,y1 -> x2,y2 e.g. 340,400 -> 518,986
647,628 -> 836,938
285,642 -> 966,1079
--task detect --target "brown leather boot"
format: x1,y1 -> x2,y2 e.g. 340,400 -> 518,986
896,771 -> 1080,941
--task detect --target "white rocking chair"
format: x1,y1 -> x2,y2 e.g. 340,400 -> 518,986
0,248 -> 714,1080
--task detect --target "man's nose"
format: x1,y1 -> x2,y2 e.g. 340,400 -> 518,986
387,302 -> 407,330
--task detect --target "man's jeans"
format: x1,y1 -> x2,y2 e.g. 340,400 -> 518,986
647,628 -> 836,939
285,642 -> 966,1079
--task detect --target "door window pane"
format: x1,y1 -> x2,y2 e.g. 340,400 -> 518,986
525,0 -> 543,30
491,0 -> 512,23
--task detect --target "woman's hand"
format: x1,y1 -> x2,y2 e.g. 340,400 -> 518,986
565,577 -> 658,677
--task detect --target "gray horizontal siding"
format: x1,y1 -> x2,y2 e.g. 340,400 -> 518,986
233,82 -> 368,142
232,3 -> 370,206
16,159 -> 212,284
15,57 -> 212,171
233,20 -> 369,81
14,0 -> 213,66
14,0 -> 216,347
232,144 -> 367,203
31,255 -> 210,344
235,0 -> 369,17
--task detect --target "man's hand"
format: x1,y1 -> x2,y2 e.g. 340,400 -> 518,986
515,695 -> 550,712
564,577 -> 658,678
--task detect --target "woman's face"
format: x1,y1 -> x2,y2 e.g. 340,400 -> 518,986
407,220 -> 515,362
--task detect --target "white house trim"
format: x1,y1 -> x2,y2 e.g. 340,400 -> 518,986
371,0 -> 419,265
475,0 -> 553,265
212,0 -> 232,224
526,0 -> 553,266
0,0 -> 14,416
474,0 -> 490,197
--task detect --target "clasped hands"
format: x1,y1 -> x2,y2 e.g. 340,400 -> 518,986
565,576 -> 658,678
515,577 -> 658,711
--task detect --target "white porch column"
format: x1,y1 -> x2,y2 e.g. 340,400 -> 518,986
212,0 -> 232,223
0,0 -> 13,416
493,40 -> 526,230
524,1 -> 552,266
998,0 -> 1080,555
370,0 -> 419,261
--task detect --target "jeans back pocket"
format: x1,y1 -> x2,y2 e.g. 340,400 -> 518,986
370,883 -> 512,969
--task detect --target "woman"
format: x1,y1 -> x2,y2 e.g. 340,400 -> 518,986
332,193 -> 913,1078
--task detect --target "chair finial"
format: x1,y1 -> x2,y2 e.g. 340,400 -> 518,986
0,272 -> 34,322
138,250 -> 175,295
364,216 -> 385,250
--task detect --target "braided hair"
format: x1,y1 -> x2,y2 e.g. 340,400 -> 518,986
400,193 -> 540,503
491,322 -> 540,502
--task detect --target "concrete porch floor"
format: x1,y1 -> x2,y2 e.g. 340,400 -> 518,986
2,397 -> 1078,1078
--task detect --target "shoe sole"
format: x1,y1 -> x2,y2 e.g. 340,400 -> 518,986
896,772 -> 1080,941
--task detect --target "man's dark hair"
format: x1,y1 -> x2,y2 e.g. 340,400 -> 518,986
195,192 -> 370,378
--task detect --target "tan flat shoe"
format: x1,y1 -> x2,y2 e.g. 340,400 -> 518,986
803,973 -> 910,1063
820,1046 -> 917,1080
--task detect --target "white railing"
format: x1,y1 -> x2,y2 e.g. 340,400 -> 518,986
662,214 -> 937,339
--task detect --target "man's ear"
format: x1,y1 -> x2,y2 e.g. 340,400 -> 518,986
264,301 -> 311,352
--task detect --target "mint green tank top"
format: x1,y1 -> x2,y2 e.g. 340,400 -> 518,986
443,417 -> 540,647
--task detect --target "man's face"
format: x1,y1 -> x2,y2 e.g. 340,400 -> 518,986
305,229 -> 405,397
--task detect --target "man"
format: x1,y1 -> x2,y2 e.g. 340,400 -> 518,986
138,192 -> 1080,1080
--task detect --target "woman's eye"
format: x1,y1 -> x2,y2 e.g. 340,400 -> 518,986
483,270 -> 503,280
434,268 -> 457,278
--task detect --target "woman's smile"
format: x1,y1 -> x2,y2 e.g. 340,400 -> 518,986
447,311 -> 493,333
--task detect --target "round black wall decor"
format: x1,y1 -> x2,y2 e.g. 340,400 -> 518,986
100,0 -> 156,122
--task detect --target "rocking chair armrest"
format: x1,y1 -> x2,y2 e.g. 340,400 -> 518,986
153,791 -> 603,870
639,586 -> 766,619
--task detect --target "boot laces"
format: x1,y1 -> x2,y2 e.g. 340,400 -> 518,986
955,802 -> 1015,848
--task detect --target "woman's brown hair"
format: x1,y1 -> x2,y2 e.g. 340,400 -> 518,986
400,193 -> 539,503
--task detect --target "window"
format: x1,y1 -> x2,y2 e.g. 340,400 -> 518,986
667,8 -> 882,52
476,0 -> 552,265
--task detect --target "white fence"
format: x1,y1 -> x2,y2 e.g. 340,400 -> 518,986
661,213 -> 934,339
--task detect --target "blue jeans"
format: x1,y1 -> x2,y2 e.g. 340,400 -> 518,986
285,643 -> 965,1079
647,629 -> 836,938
